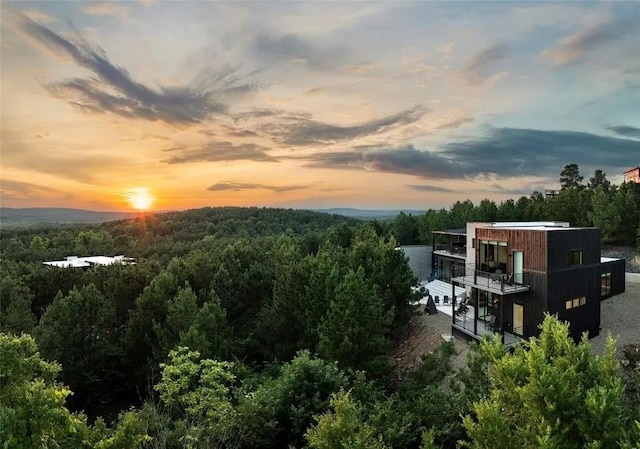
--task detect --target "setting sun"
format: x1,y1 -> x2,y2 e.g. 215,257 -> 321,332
127,188 -> 154,211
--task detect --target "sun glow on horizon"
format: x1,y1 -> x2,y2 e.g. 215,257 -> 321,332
127,188 -> 155,211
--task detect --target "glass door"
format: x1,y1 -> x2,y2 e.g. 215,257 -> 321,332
513,303 -> 524,335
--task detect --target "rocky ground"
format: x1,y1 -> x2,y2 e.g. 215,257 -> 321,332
590,281 -> 640,355
394,280 -> 640,377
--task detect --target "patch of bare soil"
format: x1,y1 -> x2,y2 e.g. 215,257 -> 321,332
392,307 -> 470,379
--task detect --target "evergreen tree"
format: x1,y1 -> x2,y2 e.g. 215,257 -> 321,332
179,290 -> 233,361
588,169 -> 611,192
34,284 -> 122,415
462,315 -> 635,449
155,283 -> 199,358
588,186 -> 620,243
318,267 -> 392,375
0,275 -> 36,334
559,163 -> 584,190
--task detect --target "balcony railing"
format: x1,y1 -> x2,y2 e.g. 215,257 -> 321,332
451,264 -> 529,295
434,244 -> 467,257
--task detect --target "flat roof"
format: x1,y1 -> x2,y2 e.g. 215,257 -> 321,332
601,257 -> 622,262
489,221 -> 570,228
433,228 -> 466,235
43,255 -> 135,268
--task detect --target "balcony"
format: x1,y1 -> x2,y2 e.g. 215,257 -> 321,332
451,264 -> 530,295
433,243 -> 467,259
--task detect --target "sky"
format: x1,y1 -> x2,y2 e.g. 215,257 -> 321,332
1,1 -> 639,212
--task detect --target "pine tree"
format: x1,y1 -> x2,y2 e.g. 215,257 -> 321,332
318,267 -> 392,375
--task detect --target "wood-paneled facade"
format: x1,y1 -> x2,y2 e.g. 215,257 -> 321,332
450,223 -> 624,343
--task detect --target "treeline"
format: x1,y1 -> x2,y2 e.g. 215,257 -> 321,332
393,164 -> 640,248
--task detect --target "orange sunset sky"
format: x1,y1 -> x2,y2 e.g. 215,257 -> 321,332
1,1 -> 639,212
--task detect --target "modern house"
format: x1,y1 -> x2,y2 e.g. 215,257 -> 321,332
432,222 -> 625,344
623,167 -> 640,184
43,255 -> 135,268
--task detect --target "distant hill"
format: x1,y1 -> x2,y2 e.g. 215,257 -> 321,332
0,206 -> 424,228
0,207 -> 135,227
314,208 -> 425,220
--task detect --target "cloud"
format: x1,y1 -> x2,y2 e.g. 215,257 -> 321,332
0,179 -> 71,201
485,183 -> 547,196
11,10 -> 257,124
21,9 -> 57,24
302,128 -> 640,180
303,145 -> 461,179
207,182 -> 309,193
162,142 -> 277,164
442,127 -> 640,177
408,184 -> 455,193
251,32 -> 351,70
541,17 -> 640,65
606,125 -> 640,139
265,106 -> 428,146
82,2 -> 129,18
460,44 -> 508,83
436,117 -> 474,130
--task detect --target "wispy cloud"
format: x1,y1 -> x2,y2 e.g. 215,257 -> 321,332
408,184 -> 455,192
606,125 -> 640,139
21,9 -> 57,24
0,179 -> 71,201
207,181 -> 309,192
162,142 -> 277,164
251,32 -> 351,70
265,106 -> 428,146
460,44 -> 508,84
541,17 -> 640,65
82,2 -> 130,19
11,10 -> 257,124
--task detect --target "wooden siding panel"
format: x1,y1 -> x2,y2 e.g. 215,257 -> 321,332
475,228 -> 548,272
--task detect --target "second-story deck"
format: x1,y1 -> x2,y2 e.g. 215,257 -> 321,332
432,243 -> 467,259
451,264 -> 530,295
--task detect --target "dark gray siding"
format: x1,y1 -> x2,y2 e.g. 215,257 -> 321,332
601,259 -> 626,299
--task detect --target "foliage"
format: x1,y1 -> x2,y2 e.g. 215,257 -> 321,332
154,346 -> 243,449
318,267 -> 392,375
34,284 -> 124,416
462,315 -> 633,449
0,333 -> 148,449
241,350 -> 349,449
559,162 -> 584,190
0,275 -> 36,334
305,390 -> 389,449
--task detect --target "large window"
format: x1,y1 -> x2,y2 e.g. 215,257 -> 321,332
569,250 -> 583,266
479,240 -> 508,273
601,272 -> 611,297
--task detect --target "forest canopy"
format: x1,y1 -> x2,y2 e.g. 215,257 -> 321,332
1,165 -> 639,448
